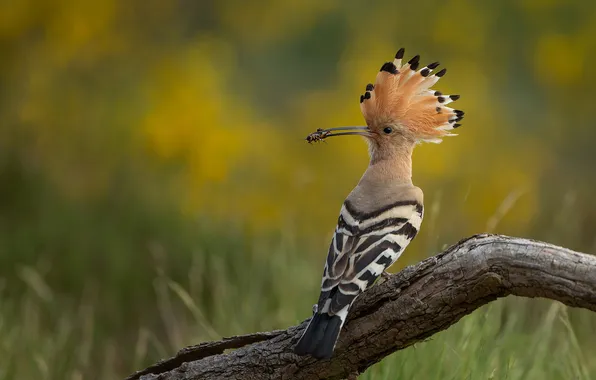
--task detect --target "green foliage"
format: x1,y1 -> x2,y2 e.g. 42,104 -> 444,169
363,300 -> 596,380
1,0 -> 596,379
2,234 -> 596,379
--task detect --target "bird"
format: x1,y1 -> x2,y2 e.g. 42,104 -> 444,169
294,48 -> 464,359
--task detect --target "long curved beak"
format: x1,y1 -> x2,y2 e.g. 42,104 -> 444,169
318,126 -> 372,138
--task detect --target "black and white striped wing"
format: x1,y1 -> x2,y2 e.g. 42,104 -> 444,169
318,200 -> 423,318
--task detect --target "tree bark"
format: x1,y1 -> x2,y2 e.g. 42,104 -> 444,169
126,234 -> 596,380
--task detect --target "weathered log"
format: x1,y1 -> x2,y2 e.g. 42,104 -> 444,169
127,234 -> 596,380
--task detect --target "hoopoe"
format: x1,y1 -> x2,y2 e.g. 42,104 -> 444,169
294,48 -> 464,359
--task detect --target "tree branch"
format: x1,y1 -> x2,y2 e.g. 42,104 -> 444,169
127,234 -> 596,380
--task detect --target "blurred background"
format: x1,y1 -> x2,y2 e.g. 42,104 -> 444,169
1,0 -> 596,379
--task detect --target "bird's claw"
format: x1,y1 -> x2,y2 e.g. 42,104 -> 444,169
377,271 -> 391,285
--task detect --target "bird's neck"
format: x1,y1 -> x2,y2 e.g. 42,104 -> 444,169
362,142 -> 414,186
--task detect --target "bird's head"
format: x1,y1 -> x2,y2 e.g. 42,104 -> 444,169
313,48 -> 463,163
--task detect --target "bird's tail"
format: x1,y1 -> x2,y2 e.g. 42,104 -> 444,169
294,311 -> 345,359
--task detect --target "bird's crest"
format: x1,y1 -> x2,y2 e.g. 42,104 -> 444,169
359,48 -> 464,143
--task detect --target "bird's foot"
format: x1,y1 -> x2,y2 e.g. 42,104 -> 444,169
377,271 -> 391,285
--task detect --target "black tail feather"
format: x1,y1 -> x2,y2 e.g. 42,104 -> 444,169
312,315 -> 342,359
294,313 -> 343,359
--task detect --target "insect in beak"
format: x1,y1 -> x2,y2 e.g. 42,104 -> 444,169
305,126 -> 372,143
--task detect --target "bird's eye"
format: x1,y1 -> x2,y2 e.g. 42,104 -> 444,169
383,127 -> 393,134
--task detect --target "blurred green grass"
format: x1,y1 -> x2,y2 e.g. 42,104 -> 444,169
1,165 -> 595,379
2,220 -> 596,380
2,1 -> 596,379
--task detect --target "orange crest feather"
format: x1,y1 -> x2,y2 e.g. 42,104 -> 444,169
359,48 -> 464,143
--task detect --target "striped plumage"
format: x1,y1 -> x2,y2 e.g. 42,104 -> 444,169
295,48 -> 464,359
